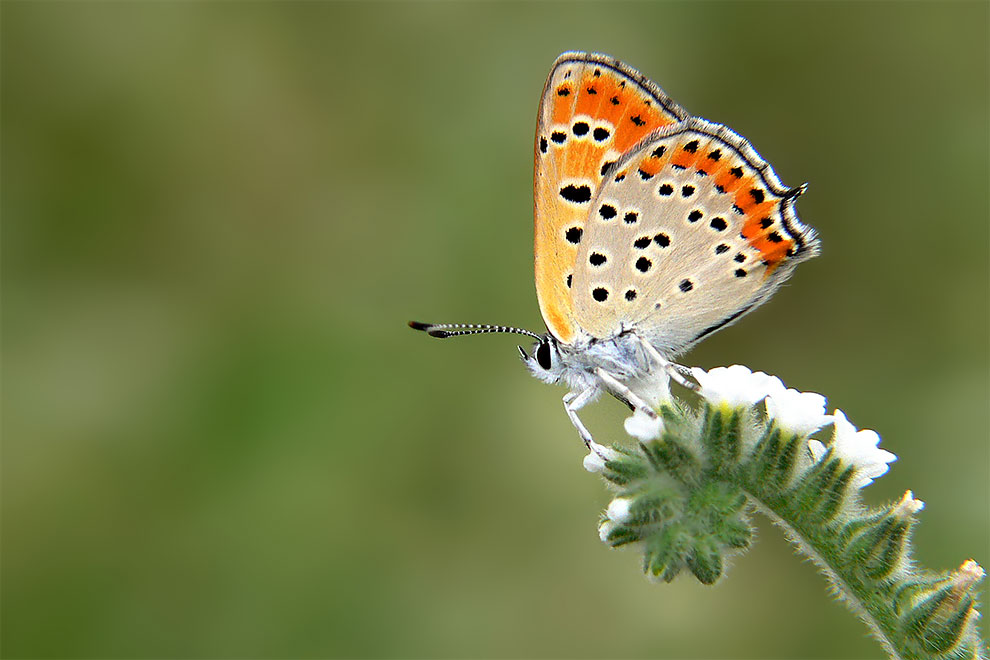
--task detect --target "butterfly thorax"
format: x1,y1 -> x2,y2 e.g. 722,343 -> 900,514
522,330 -> 651,392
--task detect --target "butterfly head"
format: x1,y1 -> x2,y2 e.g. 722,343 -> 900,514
517,334 -> 567,384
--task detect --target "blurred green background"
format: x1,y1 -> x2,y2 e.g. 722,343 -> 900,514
3,2 -> 987,658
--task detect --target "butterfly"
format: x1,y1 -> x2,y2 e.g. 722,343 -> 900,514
411,51 -> 819,446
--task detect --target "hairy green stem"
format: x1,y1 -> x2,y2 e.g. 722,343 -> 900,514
745,493 -> 901,660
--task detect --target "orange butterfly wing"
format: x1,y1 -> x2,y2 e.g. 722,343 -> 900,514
533,52 -> 688,344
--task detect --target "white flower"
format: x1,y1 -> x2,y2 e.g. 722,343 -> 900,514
953,559 -> 986,591
606,497 -> 634,523
632,371 -> 672,408
891,490 -> 925,517
807,438 -> 828,463
765,386 -> 832,437
583,440 -> 621,473
808,409 -> 897,488
691,364 -> 784,409
598,519 -> 617,542
624,408 -> 662,442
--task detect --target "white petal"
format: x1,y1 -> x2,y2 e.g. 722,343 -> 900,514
624,409 -> 662,442
831,409 -> 856,439
598,520 -> 616,542
765,387 -> 832,436
583,451 -> 606,473
691,365 -> 783,409
954,560 -> 986,589
891,490 -> 925,517
821,409 -> 898,488
807,438 -> 828,463
606,497 -> 634,523
583,441 -> 620,473
629,371 -> 672,408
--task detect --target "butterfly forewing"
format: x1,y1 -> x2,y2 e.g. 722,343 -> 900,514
571,118 -> 820,355
533,52 -> 688,344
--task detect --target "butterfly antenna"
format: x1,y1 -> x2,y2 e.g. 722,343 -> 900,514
408,321 -> 541,341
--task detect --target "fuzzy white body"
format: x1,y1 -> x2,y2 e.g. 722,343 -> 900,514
525,333 -> 646,387
519,329 -> 676,446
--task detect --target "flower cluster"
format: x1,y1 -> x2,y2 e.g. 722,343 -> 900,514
588,365 -> 897,491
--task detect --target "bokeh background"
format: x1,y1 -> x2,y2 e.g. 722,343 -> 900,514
3,2 -> 987,658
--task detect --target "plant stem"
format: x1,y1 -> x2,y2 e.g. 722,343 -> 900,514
744,493 -> 902,660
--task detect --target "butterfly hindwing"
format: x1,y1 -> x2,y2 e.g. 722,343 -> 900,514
533,52 -> 688,344
571,117 -> 820,355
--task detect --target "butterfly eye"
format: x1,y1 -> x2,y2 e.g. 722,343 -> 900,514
536,340 -> 553,370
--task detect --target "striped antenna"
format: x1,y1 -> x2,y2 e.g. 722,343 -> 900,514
408,321 -> 541,341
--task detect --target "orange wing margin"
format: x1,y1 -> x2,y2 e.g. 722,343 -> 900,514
533,52 -> 688,344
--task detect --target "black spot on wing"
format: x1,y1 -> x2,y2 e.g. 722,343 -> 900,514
560,184 -> 592,203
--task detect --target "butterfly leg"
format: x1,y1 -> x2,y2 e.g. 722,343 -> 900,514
594,368 -> 659,419
563,386 -> 599,448
635,335 -> 699,392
